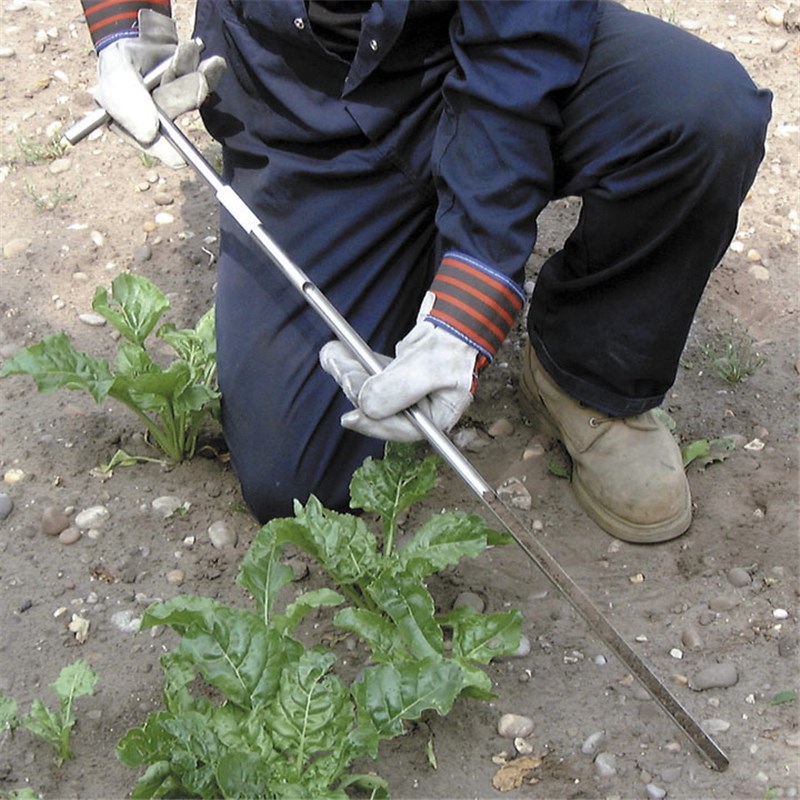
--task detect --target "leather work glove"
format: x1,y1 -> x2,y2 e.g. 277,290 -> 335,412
94,9 -> 225,167
319,293 -> 483,442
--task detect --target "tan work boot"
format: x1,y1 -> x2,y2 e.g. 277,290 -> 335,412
519,343 -> 691,543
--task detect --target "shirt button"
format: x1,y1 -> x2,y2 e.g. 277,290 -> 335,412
293,18 -> 305,30
369,39 -> 379,51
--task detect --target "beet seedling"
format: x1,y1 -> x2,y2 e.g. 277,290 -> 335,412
0,273 -> 219,462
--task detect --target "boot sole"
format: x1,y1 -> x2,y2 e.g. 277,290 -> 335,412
519,352 -> 692,544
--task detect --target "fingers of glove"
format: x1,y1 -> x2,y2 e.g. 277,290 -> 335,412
152,72 -> 210,119
199,56 -> 227,93
137,8 -> 179,47
319,341 -> 392,406
162,40 -> 201,83
340,406 -> 426,442
96,44 -> 166,143
358,325 -> 478,420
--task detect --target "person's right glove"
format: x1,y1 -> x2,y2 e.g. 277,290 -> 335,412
93,9 -> 226,167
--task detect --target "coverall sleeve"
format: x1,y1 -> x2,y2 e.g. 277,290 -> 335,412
425,0 -> 598,361
81,0 -> 172,51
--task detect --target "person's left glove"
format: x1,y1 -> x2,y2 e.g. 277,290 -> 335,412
93,9 -> 226,167
319,292 -> 483,442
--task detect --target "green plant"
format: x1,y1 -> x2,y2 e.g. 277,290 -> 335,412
23,179 -> 76,210
16,133 -> 68,163
0,273 -> 219,462
117,444 -> 522,798
0,660 -> 98,767
698,333 -> 764,384
681,436 -> 736,469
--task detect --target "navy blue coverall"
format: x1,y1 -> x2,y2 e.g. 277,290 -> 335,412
189,0 -> 771,523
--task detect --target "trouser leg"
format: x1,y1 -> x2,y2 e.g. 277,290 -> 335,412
215,156 -> 437,523
529,1 -> 772,416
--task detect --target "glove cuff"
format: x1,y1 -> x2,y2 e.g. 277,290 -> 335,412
82,0 -> 172,52
426,251 -> 525,361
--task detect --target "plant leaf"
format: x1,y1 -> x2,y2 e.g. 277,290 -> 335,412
52,659 -> 98,704
349,442 -> 438,524
442,606 -> 523,664
769,689 -> 796,705
367,574 -> 443,659
0,691 -> 18,731
267,649 -> 354,780
353,658 -> 464,739
398,512 -> 492,577
0,333 -> 114,403
92,273 -> 170,346
333,607 -> 406,663
141,596 -> 302,710
275,588 -> 345,636
682,436 -> 736,469
236,524 -> 295,626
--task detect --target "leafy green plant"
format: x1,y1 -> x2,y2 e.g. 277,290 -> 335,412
0,660 -> 98,767
0,273 -> 219,462
23,178 -> 76,210
682,436 -> 736,469
117,444 -> 522,798
16,133 -> 68,163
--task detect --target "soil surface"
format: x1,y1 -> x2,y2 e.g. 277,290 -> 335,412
0,1 -> 798,799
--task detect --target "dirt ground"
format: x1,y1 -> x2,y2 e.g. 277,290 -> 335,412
0,1 -> 798,798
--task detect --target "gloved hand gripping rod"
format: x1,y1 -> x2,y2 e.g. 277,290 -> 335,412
63,85 -> 729,773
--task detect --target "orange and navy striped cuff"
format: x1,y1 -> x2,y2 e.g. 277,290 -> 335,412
81,0 -> 171,52
426,252 -> 525,362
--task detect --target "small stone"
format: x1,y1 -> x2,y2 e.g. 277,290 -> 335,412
497,713 -> 534,739
514,737 -> 534,755
669,648 -> 683,660
208,520 -> 237,549
594,752 -> 617,778
41,506 -> 69,536
4,469 -> 26,484
496,476 -> 532,510
522,442 -> 545,459
708,594 -> 739,612
727,567 -> 752,588
79,312 -> 107,327
452,427 -> 490,452
0,47 -> 15,58
153,192 -> 174,206
488,417 -> 514,437
3,238 -> 32,258
645,783 -> 667,800
165,569 -> 184,585
155,212 -> 175,225
773,608 -> 789,620
748,264 -> 770,281
689,662 -> 739,691
770,38 -> 788,52
785,731 -> 800,748
48,157 -> 71,175
661,766 -> 682,783
111,609 -> 141,633
581,730 -> 606,755
701,718 -> 731,734
151,496 -> 186,518
511,634 -> 531,658
453,591 -> 486,614
74,505 -> 109,529
58,527 -> 81,545
289,560 -> 309,581
681,626 -> 704,651
764,5 -> 785,26
746,248 -> 762,262
0,494 -> 12,520
134,244 -> 153,262
143,220 -> 158,233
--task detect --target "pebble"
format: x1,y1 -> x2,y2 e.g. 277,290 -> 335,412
111,609 -> 141,633
58,527 -> 81,545
3,469 -> 25,484
501,634 -> 532,659
3,238 -> 31,258
155,212 -> 175,225
151,496 -> 186,518
594,752 -> 617,778
496,476 -> 532,510
165,569 -> 184,585
514,737 -> 534,755
453,591 -> 486,613
452,427 -> 490,452
701,718 -> 731,734
786,731 -> 800,748
134,244 -> 152,262
41,506 -> 70,536
727,567 -> 752,588
681,626 -> 704,651
0,46 -> 15,58
488,417 -> 514,437
689,662 -> 739,691
770,38 -> 788,52
522,441 -> 545,459
773,608 -> 789,620
748,264 -> 770,281
708,594 -> 739,612
497,713 -> 534,739
645,783 -> 667,800
661,766 -> 682,783
74,505 -> 109,529
153,192 -> 174,206
208,520 -> 237,549
581,730 -> 606,754
0,494 -> 12,520
79,312 -> 107,327
764,5 -> 785,26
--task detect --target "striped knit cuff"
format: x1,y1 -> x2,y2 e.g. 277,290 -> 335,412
81,0 -> 172,52
426,251 -> 526,362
